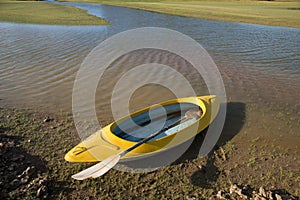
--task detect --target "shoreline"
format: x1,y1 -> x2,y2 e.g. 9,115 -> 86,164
1,106 -> 299,199
1,0 -> 299,28
0,1 -> 109,25
58,0 -> 300,28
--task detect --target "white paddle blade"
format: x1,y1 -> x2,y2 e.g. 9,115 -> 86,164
72,154 -> 121,180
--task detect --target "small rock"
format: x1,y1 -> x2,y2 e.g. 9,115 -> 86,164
8,141 -> 15,146
259,187 -> 267,197
20,177 -> 28,184
38,178 -> 45,185
180,163 -> 186,169
18,166 -> 36,178
43,117 -> 52,123
270,186 -> 276,190
217,190 -> 226,199
230,184 -> 237,194
28,139 -> 31,143
275,194 -> 282,200
185,195 -> 196,200
197,164 -> 203,170
197,164 -> 206,173
220,147 -> 227,161
36,185 -> 47,198
268,191 -> 274,199
230,184 -> 248,199
253,196 -> 267,200
23,167 -> 31,176
243,185 -> 250,191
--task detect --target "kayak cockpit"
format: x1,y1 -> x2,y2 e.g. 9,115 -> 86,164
111,102 -> 201,142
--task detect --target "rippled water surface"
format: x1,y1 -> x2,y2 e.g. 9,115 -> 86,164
1,3 -> 299,141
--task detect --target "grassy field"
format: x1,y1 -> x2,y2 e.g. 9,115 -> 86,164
0,1 -> 108,25
1,0 -> 298,27
61,0 -> 300,28
0,107 -> 299,199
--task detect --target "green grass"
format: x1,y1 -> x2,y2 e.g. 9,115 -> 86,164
1,107 -> 299,199
2,0 -> 298,27
0,1 -> 108,25
63,0 -> 300,28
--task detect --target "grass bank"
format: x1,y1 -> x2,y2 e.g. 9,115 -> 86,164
0,107 -> 299,199
0,1 -> 108,25
62,0 -> 300,28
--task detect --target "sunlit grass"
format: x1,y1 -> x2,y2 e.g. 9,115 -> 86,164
63,0 -> 300,28
0,1 -> 108,25
1,107 -> 299,198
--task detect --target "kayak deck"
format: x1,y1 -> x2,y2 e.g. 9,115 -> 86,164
65,96 -> 220,162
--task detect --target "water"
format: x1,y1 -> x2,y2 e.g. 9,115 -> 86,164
0,3 -> 299,142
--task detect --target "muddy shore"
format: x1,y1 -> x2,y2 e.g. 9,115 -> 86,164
0,107 -> 298,199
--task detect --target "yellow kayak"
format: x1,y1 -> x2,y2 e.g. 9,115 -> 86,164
65,95 -> 220,162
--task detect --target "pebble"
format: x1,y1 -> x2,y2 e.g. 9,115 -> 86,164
197,164 -> 206,173
185,195 -> 196,200
37,185 -> 48,198
216,185 -> 297,200
259,187 -> 267,197
253,196 -> 267,200
216,190 -> 226,199
17,166 -> 36,179
8,141 -> 15,146
20,177 -> 29,184
43,117 -> 52,123
275,194 -> 283,200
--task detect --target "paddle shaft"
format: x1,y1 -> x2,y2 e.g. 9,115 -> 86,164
119,116 -> 185,157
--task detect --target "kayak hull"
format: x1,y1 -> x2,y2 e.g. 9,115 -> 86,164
65,95 -> 220,162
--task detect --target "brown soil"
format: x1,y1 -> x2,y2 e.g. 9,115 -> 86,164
0,106 -> 299,199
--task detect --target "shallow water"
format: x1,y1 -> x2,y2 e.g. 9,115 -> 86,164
0,3 -> 299,142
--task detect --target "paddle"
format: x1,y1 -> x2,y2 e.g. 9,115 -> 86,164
72,108 -> 201,180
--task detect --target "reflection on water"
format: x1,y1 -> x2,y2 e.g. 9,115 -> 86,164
0,3 -> 299,141
0,23 -> 108,109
